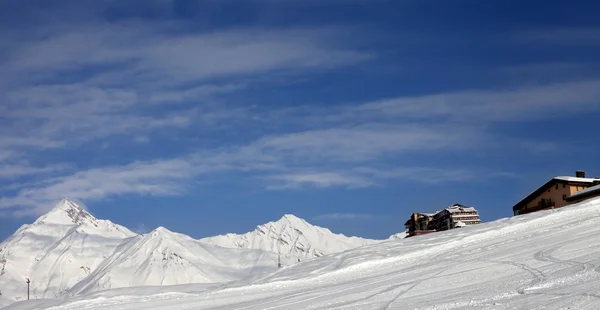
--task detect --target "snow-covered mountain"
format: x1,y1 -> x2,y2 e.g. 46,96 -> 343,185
0,199 -> 135,302
66,226 -> 279,297
9,197 -> 600,310
199,214 -> 378,258
0,200 -> 378,307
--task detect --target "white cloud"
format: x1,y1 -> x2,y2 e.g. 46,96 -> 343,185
266,172 -> 372,190
354,80 -> 600,122
255,124 -> 480,162
313,213 -> 374,221
353,167 -> 478,183
0,163 -> 68,179
0,83 -> 196,159
0,151 -> 14,163
148,84 -> 246,104
0,21 -> 370,164
0,158 -> 199,215
133,136 -> 150,144
5,24 -> 370,83
2,4 -> 600,218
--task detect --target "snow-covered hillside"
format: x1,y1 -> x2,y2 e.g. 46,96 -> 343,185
0,200 -> 375,307
199,214 -> 377,257
0,199 -> 135,302
388,231 -> 407,240
66,226 -> 280,297
8,197 -> 600,310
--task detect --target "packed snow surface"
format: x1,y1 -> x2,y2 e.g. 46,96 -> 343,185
6,197 -> 600,310
0,200 -> 379,307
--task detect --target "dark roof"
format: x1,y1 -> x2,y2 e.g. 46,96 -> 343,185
566,184 -> 600,202
513,177 -> 600,211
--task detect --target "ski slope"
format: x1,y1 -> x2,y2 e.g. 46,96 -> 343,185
64,226 -> 282,297
0,200 -> 379,307
6,197 -> 600,310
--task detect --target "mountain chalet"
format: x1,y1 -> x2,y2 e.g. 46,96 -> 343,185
513,171 -> 600,216
404,204 -> 481,238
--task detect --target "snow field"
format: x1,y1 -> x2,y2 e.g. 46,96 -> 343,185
6,197 -> 600,309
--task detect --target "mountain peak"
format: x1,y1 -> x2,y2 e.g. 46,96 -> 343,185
200,214 -> 377,258
34,198 -> 97,226
151,226 -> 173,235
279,214 -> 304,223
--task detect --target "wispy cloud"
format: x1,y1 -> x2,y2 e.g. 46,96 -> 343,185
313,213 -> 374,221
266,172 -> 372,190
352,167 -> 480,184
255,124 -> 481,162
5,24 -> 370,83
0,21 -> 371,166
1,0 -> 600,220
0,163 -> 68,179
133,136 -> 150,144
0,158 -> 199,215
354,80 -> 600,122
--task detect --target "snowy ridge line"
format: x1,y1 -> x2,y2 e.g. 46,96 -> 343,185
66,236 -> 141,297
7,198 -> 600,309
245,198 -> 600,289
0,199 -> 399,308
198,214 -> 379,258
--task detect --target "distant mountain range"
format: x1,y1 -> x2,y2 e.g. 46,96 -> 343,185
200,214 -> 377,257
0,199 -> 401,306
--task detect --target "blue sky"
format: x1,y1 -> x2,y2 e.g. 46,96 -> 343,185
1,0 -> 600,240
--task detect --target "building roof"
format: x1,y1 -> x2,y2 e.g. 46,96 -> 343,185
434,204 -> 477,216
566,184 -> 600,202
447,207 -> 477,213
513,176 -> 600,211
554,176 -> 600,183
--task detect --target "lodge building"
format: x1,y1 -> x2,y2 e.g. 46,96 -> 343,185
512,171 -> 600,216
404,204 -> 480,237
433,204 -> 481,231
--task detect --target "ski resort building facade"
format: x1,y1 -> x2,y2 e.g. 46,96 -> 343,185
404,213 -> 436,237
404,204 -> 481,237
432,204 -> 481,231
566,184 -> 600,204
513,171 -> 600,216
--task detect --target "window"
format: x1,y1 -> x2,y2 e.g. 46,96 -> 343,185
563,184 -> 566,188
555,184 -> 559,190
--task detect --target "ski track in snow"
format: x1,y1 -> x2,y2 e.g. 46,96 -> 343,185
0,201 -> 381,308
9,199 -> 600,309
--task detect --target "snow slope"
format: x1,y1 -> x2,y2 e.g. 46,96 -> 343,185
199,214 -> 377,258
9,197 -> 600,309
0,201 -> 375,307
388,231 -> 407,240
0,199 -> 135,302
66,226 -> 280,297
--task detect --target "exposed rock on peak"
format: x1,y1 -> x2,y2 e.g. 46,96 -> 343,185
200,214 -> 378,258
